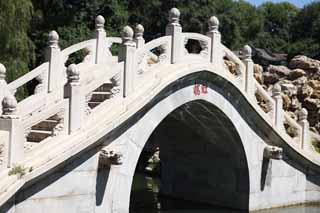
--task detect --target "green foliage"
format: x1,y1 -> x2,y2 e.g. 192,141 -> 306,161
0,0 -> 35,100
8,165 -> 27,178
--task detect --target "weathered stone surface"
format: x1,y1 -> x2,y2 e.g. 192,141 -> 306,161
289,55 -> 320,74
254,64 -> 264,84
263,72 -> 279,85
288,69 -> 306,80
224,60 -> 237,75
268,65 -> 291,77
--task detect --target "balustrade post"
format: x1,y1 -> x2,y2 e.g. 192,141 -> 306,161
95,15 -> 108,64
207,16 -> 223,65
0,95 -> 24,168
242,45 -> 255,97
119,26 -> 136,97
166,8 -> 183,64
0,63 -> 8,112
46,31 -> 62,93
272,84 -> 284,129
65,64 -> 83,134
134,24 -> 145,49
298,108 -> 310,150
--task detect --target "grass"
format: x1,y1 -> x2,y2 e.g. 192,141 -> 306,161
8,165 -> 26,179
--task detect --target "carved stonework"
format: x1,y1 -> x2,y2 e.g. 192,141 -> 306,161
263,145 -> 283,160
85,92 -> 93,115
110,73 -> 121,98
184,38 -> 189,55
199,40 -> 209,57
137,52 -> 148,75
34,73 -> 45,94
99,148 -> 123,167
158,43 -> 168,63
51,110 -> 65,136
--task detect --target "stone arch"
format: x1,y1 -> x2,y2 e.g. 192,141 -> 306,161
130,99 -> 250,211
104,80 -> 258,213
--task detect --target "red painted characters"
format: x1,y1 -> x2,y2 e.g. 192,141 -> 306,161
193,83 -> 208,96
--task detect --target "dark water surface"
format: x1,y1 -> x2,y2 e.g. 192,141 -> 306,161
130,173 -> 320,213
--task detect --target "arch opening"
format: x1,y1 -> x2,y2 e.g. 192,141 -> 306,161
130,100 -> 250,212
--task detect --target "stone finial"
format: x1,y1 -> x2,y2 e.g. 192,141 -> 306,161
272,84 -> 281,97
95,15 -> 105,29
0,63 -> 6,81
298,108 -> 308,121
135,24 -> 144,38
208,16 -> 219,31
242,45 -> 252,59
2,95 -> 17,116
48,30 -> 59,47
121,26 -> 134,42
67,64 -> 80,82
169,8 -> 180,24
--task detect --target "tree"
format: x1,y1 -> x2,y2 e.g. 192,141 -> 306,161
290,2 -> 320,58
0,0 -> 35,81
0,0 -> 35,100
253,2 -> 298,53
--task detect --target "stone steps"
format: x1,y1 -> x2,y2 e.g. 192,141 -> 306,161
26,130 -> 52,143
88,83 -> 114,109
32,120 -> 58,131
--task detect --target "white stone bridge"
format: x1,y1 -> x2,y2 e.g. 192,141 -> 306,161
0,8 -> 319,213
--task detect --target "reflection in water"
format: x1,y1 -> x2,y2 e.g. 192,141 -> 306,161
130,173 -> 320,213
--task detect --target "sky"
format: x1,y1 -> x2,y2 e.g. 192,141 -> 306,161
247,0 -> 317,8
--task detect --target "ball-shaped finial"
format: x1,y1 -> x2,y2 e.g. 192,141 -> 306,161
298,108 -> 308,121
0,63 -> 6,80
121,26 -> 134,41
67,64 -> 80,82
48,30 -> 59,46
135,24 -> 144,37
208,16 -> 219,31
95,15 -> 105,29
169,8 -> 180,24
2,95 -> 17,115
242,45 -> 252,59
272,84 -> 281,96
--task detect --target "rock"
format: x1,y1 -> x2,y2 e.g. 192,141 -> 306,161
280,83 -> 297,97
293,76 -> 308,86
224,60 -> 237,75
281,94 -> 291,110
254,64 -> 263,84
303,98 -> 320,111
289,55 -> 320,74
288,69 -> 306,80
308,80 -> 320,90
290,97 -> 301,111
297,84 -> 313,100
263,72 -> 279,85
268,65 -> 291,76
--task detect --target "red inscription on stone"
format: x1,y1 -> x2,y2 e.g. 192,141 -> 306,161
193,84 -> 208,96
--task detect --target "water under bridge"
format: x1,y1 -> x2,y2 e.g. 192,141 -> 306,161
0,8 -> 319,213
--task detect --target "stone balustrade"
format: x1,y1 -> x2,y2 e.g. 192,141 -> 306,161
0,7 -> 318,170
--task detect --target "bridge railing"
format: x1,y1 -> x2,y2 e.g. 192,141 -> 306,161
0,8 -> 319,170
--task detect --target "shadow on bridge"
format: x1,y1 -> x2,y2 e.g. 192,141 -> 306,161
130,100 -> 250,212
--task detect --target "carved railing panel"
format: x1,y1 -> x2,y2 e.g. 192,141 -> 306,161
135,36 -> 171,75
